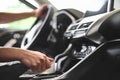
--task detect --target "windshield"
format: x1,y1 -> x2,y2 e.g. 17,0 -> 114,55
49,0 -> 108,13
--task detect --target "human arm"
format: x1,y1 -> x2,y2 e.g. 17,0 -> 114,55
0,4 -> 47,24
0,47 -> 53,72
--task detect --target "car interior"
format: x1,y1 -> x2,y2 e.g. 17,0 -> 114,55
0,0 -> 120,80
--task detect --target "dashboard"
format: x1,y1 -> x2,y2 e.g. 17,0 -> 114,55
64,13 -> 106,42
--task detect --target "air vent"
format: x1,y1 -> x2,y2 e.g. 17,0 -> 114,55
69,24 -> 79,30
79,22 -> 93,28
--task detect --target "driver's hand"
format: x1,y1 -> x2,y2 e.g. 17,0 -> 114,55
20,50 -> 53,72
35,4 -> 48,19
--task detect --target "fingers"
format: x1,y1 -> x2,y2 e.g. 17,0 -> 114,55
48,57 -> 54,61
37,56 -> 51,72
35,4 -> 48,18
31,56 -> 53,72
20,50 -> 54,73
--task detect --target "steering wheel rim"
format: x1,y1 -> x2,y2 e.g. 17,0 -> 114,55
21,5 -> 54,49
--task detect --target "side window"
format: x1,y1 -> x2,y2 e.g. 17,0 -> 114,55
0,0 -> 36,30
114,0 -> 120,9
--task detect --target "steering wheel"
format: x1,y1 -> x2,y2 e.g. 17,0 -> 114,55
21,5 -> 54,49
